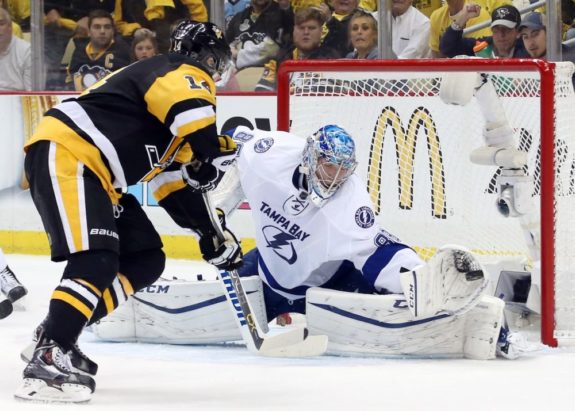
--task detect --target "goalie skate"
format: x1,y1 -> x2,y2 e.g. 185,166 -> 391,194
496,325 -> 543,359
15,335 -> 95,403
21,322 -> 98,376
400,246 -> 489,319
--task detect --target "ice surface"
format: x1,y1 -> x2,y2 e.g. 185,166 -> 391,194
1,254 -> 574,410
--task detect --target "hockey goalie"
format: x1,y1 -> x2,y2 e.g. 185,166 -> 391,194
93,72 -> 540,360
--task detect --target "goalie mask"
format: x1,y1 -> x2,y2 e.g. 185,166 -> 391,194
170,20 -> 232,80
301,125 -> 358,208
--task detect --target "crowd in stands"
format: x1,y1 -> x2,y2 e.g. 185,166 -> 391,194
1,0 -> 575,92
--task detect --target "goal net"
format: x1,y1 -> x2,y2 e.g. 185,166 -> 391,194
277,59 -> 575,347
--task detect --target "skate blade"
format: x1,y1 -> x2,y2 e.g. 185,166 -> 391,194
14,378 -> 92,403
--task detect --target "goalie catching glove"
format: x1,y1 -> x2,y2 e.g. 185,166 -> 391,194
182,134 -> 238,192
199,208 -> 243,270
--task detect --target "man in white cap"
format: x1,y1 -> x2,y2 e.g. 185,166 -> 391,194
440,4 -> 529,58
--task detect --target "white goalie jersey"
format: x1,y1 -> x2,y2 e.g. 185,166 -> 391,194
231,126 -> 423,300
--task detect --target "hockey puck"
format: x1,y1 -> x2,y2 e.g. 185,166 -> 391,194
0,299 -> 13,319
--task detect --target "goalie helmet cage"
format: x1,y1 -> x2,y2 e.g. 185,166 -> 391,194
277,59 -> 575,347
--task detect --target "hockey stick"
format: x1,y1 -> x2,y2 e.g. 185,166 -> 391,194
202,192 -> 328,357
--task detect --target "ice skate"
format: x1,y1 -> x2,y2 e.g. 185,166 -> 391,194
496,325 -> 543,360
0,265 -> 27,303
20,322 -> 98,376
14,334 -> 95,403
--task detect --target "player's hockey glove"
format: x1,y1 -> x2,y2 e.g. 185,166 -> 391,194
199,209 -> 243,270
182,160 -> 222,192
182,134 -> 238,192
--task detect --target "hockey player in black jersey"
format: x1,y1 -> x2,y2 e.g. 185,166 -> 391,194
16,21 -> 241,403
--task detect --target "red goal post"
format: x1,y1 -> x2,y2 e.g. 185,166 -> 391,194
277,59 -> 575,347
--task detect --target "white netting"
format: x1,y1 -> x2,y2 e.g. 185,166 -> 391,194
284,62 -> 575,343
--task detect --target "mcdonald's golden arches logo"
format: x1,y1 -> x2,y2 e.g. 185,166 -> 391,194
367,106 -> 447,219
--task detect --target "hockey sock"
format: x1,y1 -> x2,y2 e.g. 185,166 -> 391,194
45,278 -> 103,350
88,273 -> 134,325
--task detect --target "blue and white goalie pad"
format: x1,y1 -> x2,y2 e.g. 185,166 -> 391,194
306,288 -> 504,360
91,275 -> 267,344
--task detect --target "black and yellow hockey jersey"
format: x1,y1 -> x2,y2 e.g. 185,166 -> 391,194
68,37 -> 132,91
26,54 -> 225,210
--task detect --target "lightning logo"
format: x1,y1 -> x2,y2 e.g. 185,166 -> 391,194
262,226 -> 297,264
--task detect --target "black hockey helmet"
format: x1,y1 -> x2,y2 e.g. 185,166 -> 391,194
169,20 -> 232,77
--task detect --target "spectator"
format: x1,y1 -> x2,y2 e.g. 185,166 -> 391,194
0,7 -> 31,91
114,0 -> 207,53
225,0 -> 250,29
255,6 -> 339,91
281,0 -> 323,13
131,27 -> 158,61
429,0 -> 510,58
391,0 -> 431,58
226,0 -> 293,70
322,0 -> 360,58
440,4 -> 528,58
346,10 -> 379,59
68,9 -> 131,91
413,0 -> 443,18
43,1 -> 116,90
563,0 -> 575,22
566,23 -> 575,42
520,11 -> 575,63
1,0 -> 28,34
360,0 -> 377,12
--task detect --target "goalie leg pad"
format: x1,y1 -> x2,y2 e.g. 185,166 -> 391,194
91,276 -> 267,344
400,245 -> 489,319
306,287 -> 465,358
306,288 -> 503,359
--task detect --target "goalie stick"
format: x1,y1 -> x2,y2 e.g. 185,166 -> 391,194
202,192 -> 328,357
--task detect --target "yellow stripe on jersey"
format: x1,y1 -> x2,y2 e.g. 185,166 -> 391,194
25,116 -> 122,204
176,115 -> 216,140
140,136 -> 185,182
148,170 -> 187,202
174,142 -> 194,163
144,64 -> 216,127
153,178 -> 187,202
52,290 -> 93,320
